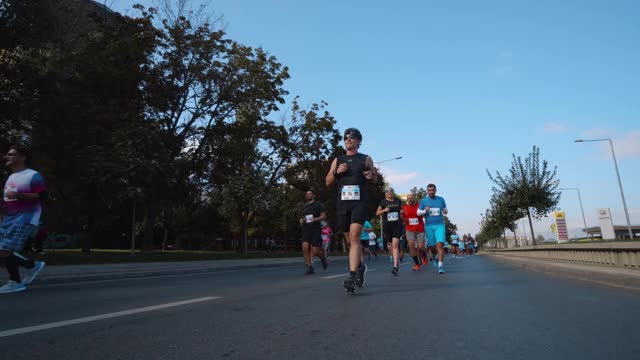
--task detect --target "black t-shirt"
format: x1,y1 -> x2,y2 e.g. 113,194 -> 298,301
302,201 -> 325,232
379,198 -> 402,224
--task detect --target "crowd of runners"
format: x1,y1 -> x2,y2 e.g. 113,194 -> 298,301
0,127 -> 477,294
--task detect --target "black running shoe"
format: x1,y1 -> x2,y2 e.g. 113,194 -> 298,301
343,274 -> 356,293
391,266 -> 399,276
355,263 -> 368,288
305,266 -> 314,275
321,258 -> 328,270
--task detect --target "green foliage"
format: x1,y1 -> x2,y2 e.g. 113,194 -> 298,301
480,145 -> 560,246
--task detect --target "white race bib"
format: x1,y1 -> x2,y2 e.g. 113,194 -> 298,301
409,218 -> 419,226
341,185 -> 360,201
305,214 -> 314,223
429,208 -> 441,216
387,212 -> 399,222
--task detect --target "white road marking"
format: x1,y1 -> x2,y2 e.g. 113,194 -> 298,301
323,269 -> 377,279
0,296 -> 220,338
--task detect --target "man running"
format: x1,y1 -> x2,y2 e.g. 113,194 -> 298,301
417,184 -> 448,274
403,193 -> 426,271
0,145 -> 47,293
451,233 -> 460,258
300,190 -> 328,275
326,128 -> 377,293
376,187 -> 403,276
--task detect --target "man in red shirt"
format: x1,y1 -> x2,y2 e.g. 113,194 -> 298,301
403,193 -> 427,271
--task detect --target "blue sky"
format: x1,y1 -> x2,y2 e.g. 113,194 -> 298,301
114,1 -> 639,238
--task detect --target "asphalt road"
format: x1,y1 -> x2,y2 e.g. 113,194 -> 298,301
1,255 -> 639,360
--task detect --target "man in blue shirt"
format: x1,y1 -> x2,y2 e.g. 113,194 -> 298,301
417,184 -> 448,274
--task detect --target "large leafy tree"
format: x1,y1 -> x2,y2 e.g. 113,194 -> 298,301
487,146 -> 560,244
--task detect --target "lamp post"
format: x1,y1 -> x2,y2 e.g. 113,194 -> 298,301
559,187 -> 590,240
575,138 -> 633,239
375,156 -> 403,252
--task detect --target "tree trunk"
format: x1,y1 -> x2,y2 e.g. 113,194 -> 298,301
513,230 -> 518,247
142,197 -> 158,252
526,208 -> 536,245
130,198 -> 137,255
239,212 -> 248,255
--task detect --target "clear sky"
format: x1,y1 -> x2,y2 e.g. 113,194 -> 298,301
114,0 -> 640,238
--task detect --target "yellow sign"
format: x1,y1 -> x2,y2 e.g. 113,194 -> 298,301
554,211 -> 565,220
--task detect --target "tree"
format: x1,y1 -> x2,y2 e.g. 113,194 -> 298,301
410,186 -> 428,202
487,146 -> 560,245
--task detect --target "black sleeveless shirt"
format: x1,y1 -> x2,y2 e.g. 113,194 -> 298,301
335,153 -> 369,204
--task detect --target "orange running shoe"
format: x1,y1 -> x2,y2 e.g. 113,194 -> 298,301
422,256 -> 428,266
412,264 -> 421,271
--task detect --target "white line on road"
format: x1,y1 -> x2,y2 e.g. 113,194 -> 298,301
0,296 -> 220,338
323,269 -> 378,279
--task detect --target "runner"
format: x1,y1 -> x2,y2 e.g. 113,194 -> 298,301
417,183 -> 449,274
0,145 -> 47,293
326,128 -> 377,293
403,193 -> 426,271
367,225 -> 378,260
299,190 -> 328,275
361,220 -> 373,261
321,221 -> 333,260
460,234 -> 467,257
376,187 -> 403,276
450,233 -> 460,258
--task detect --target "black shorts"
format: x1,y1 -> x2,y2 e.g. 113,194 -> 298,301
302,230 -> 322,247
383,222 -> 403,242
360,240 -> 369,249
337,201 -> 368,233
452,243 -> 459,248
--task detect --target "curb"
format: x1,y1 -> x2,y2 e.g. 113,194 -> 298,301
31,258 -> 349,286
485,253 -> 640,292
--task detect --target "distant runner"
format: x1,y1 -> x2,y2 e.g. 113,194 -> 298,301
300,190 -> 328,275
376,187 -> 403,276
403,193 -> 426,271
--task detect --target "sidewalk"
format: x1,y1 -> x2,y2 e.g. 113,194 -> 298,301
19,256 -> 349,285
486,253 -> 640,292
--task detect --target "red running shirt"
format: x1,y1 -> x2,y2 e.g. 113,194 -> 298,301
403,203 -> 424,232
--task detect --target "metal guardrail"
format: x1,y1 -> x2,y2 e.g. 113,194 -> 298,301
487,242 -> 640,269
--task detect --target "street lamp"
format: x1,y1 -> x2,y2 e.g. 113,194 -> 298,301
375,156 -> 403,166
559,187 -> 590,240
574,138 -> 633,239
375,156 -> 403,252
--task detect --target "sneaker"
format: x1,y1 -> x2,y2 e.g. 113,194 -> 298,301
422,256 -> 428,266
343,274 -> 356,292
412,264 -> 421,271
388,256 -> 393,263
321,258 -> 328,270
356,263 -> 368,288
22,261 -> 45,285
391,266 -> 399,276
438,266 -> 445,274
0,280 -> 26,293
304,266 -> 315,275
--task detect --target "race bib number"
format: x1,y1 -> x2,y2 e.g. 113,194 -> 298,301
429,208 -> 441,216
387,212 -> 399,222
409,218 -> 419,226
305,214 -> 314,223
341,185 -> 360,201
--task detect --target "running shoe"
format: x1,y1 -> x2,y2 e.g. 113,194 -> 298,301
321,258 -> 328,270
0,280 -> 26,293
22,261 -> 45,285
412,264 -> 421,271
422,256 -> 428,266
391,266 -> 399,276
343,274 -> 356,292
356,263 -> 368,288
438,266 -> 446,274
388,256 -> 393,263
305,266 -> 315,275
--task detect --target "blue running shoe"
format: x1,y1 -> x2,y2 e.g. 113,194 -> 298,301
438,266 -> 445,274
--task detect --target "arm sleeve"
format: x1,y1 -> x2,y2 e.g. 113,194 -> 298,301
31,172 -> 47,193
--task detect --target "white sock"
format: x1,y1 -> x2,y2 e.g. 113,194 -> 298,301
438,262 -> 443,267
